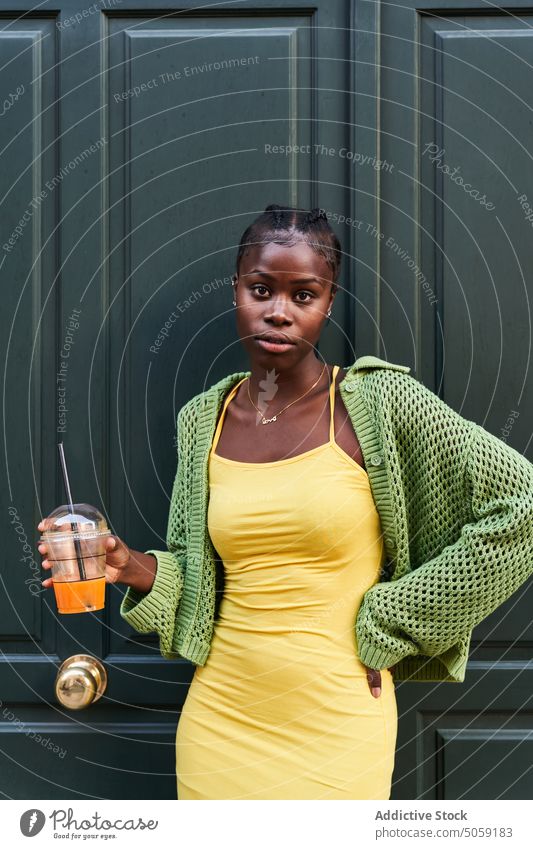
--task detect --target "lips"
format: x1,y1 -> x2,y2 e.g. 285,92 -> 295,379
254,333 -> 295,345
254,335 -> 296,354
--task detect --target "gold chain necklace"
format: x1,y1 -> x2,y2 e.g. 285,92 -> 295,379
247,362 -> 328,425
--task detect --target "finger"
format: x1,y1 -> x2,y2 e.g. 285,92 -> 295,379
106,537 -> 116,550
366,667 -> 382,698
365,667 -> 379,686
41,577 -> 53,588
38,544 -> 47,554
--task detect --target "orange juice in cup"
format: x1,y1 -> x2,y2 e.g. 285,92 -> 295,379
39,503 -> 109,614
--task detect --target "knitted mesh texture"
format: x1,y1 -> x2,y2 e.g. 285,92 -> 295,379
120,364 -> 533,680
118,406 -> 188,658
354,371 -> 533,671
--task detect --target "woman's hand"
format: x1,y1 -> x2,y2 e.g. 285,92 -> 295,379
364,665 -> 395,697
37,519 -> 132,588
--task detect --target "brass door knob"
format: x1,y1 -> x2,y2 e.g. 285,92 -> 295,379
55,654 -> 107,710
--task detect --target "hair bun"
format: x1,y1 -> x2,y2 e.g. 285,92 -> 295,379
264,203 -> 287,228
307,207 -> 327,224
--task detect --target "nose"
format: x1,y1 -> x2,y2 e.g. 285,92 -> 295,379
263,295 -> 293,324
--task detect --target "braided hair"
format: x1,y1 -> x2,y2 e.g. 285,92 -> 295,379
235,204 -> 341,288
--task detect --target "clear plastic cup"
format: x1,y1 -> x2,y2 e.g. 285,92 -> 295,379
39,503 -> 109,614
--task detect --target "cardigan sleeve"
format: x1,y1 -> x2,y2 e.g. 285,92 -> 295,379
355,419 -> 533,673
119,408 -> 186,659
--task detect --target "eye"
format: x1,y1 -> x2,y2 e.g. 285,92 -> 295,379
250,285 -> 315,303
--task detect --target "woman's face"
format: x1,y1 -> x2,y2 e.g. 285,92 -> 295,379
233,240 -> 336,367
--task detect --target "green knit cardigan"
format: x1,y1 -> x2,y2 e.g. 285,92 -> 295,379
119,355 -> 533,682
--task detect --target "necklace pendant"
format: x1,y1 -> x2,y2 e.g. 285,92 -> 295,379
261,415 -> 277,424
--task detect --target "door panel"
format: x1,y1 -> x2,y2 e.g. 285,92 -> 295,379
374,1 -> 533,799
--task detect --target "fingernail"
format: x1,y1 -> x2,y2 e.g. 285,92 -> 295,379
372,687 -> 381,698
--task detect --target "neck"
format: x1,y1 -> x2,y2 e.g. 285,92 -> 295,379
246,354 -> 330,404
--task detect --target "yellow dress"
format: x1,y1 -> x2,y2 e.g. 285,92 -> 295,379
175,365 -> 398,799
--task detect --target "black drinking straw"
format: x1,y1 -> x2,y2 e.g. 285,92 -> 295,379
57,442 -> 86,581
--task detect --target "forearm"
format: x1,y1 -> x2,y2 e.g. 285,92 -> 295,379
120,549 -> 158,593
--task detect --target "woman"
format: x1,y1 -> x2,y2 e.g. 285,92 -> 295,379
38,204 -> 533,800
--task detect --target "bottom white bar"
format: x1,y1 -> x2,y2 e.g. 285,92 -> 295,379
2,799 -> 530,848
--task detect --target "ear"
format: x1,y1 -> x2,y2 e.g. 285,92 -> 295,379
327,282 -> 338,313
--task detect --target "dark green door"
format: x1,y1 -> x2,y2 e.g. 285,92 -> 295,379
369,2 -> 533,800
1,0 -> 532,800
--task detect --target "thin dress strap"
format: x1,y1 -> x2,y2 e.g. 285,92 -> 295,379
211,377 -> 248,453
213,367 -> 340,454
329,365 -> 340,442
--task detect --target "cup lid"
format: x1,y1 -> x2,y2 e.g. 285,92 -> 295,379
40,502 -> 110,543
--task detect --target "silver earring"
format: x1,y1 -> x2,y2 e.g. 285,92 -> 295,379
327,308 -> 332,316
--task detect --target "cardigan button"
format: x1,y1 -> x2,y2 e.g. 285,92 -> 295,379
344,381 -> 356,392
370,453 -> 383,466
